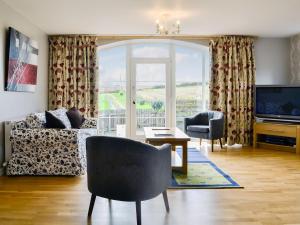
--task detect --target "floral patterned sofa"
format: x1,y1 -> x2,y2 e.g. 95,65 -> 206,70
6,108 -> 98,176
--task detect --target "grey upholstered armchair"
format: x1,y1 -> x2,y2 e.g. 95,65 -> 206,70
184,111 -> 225,152
86,136 -> 171,225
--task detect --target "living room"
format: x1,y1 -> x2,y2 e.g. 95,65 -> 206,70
0,0 -> 299,224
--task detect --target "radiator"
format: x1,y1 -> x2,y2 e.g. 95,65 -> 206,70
3,119 -> 25,169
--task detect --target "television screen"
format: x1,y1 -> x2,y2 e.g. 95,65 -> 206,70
255,86 -> 300,119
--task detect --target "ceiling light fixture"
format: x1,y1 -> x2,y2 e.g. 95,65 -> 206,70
155,14 -> 181,35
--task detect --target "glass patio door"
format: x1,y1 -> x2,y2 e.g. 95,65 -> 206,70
131,60 -> 171,138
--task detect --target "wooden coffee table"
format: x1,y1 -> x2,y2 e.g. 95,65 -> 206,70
144,127 -> 190,174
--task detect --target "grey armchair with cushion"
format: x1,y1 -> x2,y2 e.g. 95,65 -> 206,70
184,111 -> 224,152
86,136 -> 171,225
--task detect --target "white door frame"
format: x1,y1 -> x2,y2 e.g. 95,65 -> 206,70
129,58 -> 171,138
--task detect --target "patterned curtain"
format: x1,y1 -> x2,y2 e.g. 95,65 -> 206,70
48,36 -> 98,117
209,36 -> 255,145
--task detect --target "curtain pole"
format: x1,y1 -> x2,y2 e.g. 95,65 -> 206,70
48,34 -> 258,41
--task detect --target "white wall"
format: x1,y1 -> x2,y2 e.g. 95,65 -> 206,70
255,38 -> 290,85
0,0 -> 48,175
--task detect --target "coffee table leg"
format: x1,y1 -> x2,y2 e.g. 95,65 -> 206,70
182,142 -> 188,174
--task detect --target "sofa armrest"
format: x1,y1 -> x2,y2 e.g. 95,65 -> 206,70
184,117 -> 194,133
209,118 -> 224,139
81,118 -> 98,129
10,120 -> 28,130
8,128 -> 94,176
157,144 -> 172,188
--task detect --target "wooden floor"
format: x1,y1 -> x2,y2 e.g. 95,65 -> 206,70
1,144 -> 300,225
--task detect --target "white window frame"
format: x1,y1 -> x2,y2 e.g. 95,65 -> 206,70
98,39 -> 209,138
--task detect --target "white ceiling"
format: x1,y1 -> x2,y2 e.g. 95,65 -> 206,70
2,0 -> 300,37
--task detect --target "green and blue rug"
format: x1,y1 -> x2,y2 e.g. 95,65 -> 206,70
170,148 -> 242,189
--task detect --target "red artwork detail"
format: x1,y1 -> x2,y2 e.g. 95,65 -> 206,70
8,60 -> 37,85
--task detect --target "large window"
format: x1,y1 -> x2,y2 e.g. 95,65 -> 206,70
132,43 -> 169,58
175,45 -> 209,130
98,46 -> 126,136
98,40 -> 209,137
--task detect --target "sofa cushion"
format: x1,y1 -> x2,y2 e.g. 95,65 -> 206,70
66,107 -> 85,129
45,111 -> 66,129
26,114 -> 44,128
48,108 -> 71,129
187,125 -> 209,133
35,112 -> 46,124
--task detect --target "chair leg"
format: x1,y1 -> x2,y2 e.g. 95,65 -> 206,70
136,201 -> 141,225
162,190 -> 170,212
219,138 -> 223,149
211,140 -> 214,152
88,194 -> 96,218
199,138 -> 202,147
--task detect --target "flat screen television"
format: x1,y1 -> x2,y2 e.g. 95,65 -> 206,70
255,85 -> 300,121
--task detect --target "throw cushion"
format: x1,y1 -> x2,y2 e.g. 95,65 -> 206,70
48,108 -> 72,129
66,107 -> 85,129
35,112 -> 46,124
45,111 -> 66,129
26,114 -> 44,128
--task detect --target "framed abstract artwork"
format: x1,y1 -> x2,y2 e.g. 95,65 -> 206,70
5,27 -> 39,92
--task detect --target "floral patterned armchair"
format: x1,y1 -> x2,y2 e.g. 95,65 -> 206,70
6,109 -> 98,176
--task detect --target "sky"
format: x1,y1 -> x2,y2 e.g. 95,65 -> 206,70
98,43 -> 209,91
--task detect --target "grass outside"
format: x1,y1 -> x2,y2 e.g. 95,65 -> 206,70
99,91 -> 153,110
99,85 -> 207,111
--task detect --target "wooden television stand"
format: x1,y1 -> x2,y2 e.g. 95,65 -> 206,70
253,121 -> 300,154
